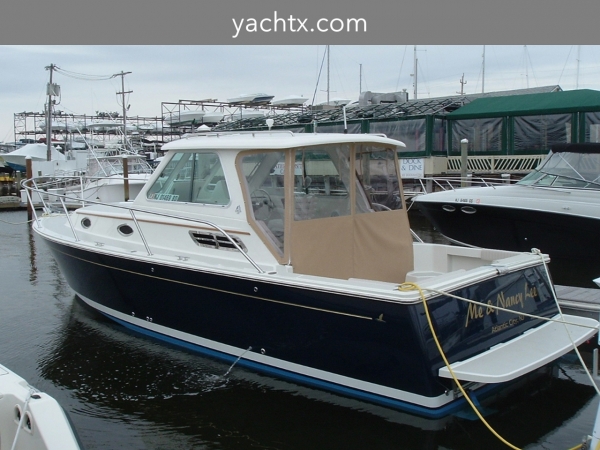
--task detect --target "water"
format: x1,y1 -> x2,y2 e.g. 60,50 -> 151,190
1,208 -> 599,450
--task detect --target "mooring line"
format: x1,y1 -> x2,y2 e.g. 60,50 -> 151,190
224,346 -> 253,377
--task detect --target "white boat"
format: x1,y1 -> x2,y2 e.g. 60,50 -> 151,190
227,93 -> 274,104
316,98 -> 352,107
271,95 -> 307,106
38,120 -> 83,132
2,143 -> 65,172
0,363 -> 82,450
59,148 -> 154,204
412,143 -> 600,285
28,131 -> 598,419
228,110 -> 265,121
87,120 -> 137,133
200,112 -> 225,124
136,123 -> 157,132
164,110 -> 206,126
136,123 -> 164,134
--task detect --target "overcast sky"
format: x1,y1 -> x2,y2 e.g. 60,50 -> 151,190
2,45 -> 600,143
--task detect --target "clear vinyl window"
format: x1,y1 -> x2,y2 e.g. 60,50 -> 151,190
146,152 -> 230,205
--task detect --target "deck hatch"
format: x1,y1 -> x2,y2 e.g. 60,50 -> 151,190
189,231 -> 247,252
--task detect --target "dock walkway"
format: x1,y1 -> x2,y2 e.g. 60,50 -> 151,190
556,285 -> 600,320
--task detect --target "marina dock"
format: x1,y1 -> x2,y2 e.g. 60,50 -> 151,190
556,285 -> 600,320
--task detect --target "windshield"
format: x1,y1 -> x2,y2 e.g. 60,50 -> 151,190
518,150 -> 600,189
146,152 -> 230,204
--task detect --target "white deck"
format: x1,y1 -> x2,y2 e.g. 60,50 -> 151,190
438,314 -> 598,383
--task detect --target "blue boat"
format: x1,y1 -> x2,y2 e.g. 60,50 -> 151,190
28,131 -> 598,418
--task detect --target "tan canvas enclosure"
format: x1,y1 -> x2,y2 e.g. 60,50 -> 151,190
290,210 -> 414,283
240,141 -> 414,283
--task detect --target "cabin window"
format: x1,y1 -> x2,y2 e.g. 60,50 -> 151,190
355,145 -> 403,212
117,224 -> 134,236
241,151 -> 287,254
146,152 -> 230,205
294,145 -> 354,219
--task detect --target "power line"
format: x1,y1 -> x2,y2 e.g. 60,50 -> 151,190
54,67 -> 115,81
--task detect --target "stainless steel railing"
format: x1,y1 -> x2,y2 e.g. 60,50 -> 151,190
23,175 -> 267,274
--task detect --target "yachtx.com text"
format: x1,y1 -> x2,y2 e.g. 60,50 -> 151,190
232,11 -> 367,38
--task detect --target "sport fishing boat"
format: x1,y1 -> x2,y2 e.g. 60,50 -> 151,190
0,363 -> 82,450
64,147 -> 153,204
28,131 -> 598,419
412,143 -> 600,286
2,143 -> 65,172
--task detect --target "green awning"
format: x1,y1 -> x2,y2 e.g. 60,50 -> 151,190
447,89 -> 600,119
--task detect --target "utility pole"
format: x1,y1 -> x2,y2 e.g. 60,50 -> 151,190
458,73 -> 467,95
114,71 -> 132,150
45,63 -> 58,161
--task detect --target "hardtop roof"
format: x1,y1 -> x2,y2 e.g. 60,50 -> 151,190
161,131 -> 406,152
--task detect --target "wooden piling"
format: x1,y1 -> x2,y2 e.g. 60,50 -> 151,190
123,155 -> 130,202
26,156 -> 32,221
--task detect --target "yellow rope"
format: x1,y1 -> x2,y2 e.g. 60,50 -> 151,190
398,281 -> 521,450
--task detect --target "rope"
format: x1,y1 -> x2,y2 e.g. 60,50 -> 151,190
11,389 -> 35,450
531,248 -> 600,397
421,286 -> 598,331
224,346 -> 252,377
399,248 -> 600,449
0,217 -> 34,225
398,281 -> 522,450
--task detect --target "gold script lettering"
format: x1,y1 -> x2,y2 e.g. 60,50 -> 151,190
465,302 -> 484,328
496,291 -> 524,310
465,282 -> 537,329
525,284 -> 538,299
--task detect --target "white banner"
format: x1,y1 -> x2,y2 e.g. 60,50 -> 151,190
399,158 -> 424,178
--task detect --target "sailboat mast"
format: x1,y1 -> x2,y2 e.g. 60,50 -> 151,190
482,45 -> 485,94
327,45 -> 330,104
413,45 -> 418,100
359,63 -> 362,95
576,45 -> 581,89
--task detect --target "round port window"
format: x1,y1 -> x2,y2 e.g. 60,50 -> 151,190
117,224 -> 134,236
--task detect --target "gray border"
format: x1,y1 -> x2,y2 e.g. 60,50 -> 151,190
1,0 -> 599,44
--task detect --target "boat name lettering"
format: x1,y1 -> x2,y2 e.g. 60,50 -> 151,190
464,283 -> 537,328
491,315 -> 525,333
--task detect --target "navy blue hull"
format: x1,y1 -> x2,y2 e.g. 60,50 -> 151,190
416,202 -> 600,286
44,238 -> 559,417
416,202 -> 599,260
